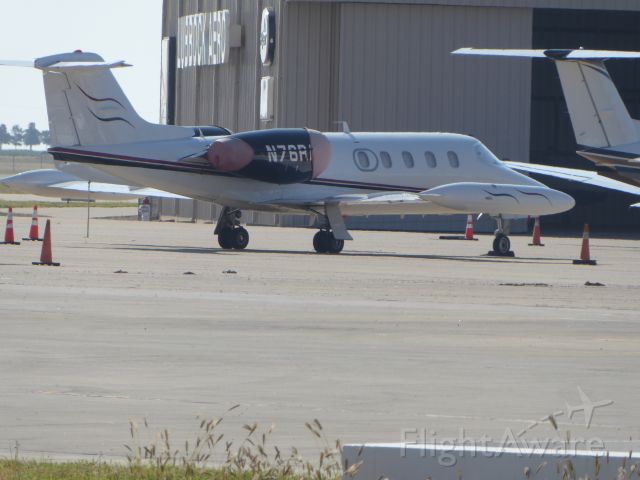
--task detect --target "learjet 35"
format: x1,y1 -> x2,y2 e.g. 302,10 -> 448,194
2,51 -> 579,255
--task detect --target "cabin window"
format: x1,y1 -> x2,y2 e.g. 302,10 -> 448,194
425,151 -> 437,168
447,151 -> 460,168
353,149 -> 379,171
402,151 -> 415,168
380,151 -> 392,168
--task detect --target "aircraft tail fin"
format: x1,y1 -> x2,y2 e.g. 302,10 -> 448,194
3,51 -> 193,147
453,48 -> 640,149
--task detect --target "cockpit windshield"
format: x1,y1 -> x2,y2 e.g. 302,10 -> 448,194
474,141 -> 500,166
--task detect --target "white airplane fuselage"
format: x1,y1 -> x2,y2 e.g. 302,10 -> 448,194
49,132 -> 571,216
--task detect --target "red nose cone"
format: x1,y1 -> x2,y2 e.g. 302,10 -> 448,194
207,137 -> 254,172
309,130 -> 331,178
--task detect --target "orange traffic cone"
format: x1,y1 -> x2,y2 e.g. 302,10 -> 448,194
572,223 -> 596,265
528,217 -> 545,246
32,219 -> 60,266
1,207 -> 20,245
439,215 -> 478,240
464,214 -> 476,240
23,205 -> 43,241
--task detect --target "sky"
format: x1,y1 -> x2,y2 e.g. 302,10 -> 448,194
0,0 -> 164,134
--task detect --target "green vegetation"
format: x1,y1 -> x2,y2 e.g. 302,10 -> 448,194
0,122 -> 50,151
0,460 -> 275,480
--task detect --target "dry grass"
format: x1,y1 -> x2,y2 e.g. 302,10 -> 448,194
124,409 -> 360,480
0,412 -> 361,480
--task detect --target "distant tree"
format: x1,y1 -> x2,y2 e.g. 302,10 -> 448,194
10,124 -> 23,148
40,130 -> 51,146
0,124 -> 11,150
23,122 -> 41,150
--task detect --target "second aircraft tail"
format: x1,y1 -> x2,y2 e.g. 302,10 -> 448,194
453,48 -> 640,149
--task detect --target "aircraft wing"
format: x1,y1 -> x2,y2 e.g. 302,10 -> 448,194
505,161 -> 640,196
268,182 -> 574,217
51,181 -> 188,199
452,48 -> 640,60
268,191 -> 429,214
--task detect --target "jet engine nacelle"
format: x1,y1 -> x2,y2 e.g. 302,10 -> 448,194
207,128 -> 331,184
420,182 -> 575,216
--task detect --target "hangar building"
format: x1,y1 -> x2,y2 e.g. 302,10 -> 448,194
160,0 -> 640,231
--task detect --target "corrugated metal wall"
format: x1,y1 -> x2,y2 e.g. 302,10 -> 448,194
331,4 -> 532,162
277,3 -> 340,130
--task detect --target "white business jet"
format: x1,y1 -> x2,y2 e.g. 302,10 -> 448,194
1,51 -> 576,255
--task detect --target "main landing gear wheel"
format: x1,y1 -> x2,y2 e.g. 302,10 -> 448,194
218,227 -> 249,250
215,207 -> 250,250
490,233 -> 513,257
218,227 -> 234,249
232,227 -> 249,250
313,230 -> 344,254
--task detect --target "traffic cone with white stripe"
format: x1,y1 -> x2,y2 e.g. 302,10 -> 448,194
573,223 -> 597,265
23,205 -> 43,241
1,207 -> 20,245
32,219 -> 60,266
528,217 -> 544,246
464,214 -> 476,240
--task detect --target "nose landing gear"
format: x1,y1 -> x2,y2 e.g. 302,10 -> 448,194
488,215 -> 515,257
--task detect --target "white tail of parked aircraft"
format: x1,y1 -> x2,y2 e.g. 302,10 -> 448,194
2,51 -> 193,146
453,48 -> 640,187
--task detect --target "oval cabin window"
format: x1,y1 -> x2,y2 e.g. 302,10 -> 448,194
380,151 -> 392,168
425,151 -> 437,168
402,151 -> 415,168
353,149 -> 379,171
447,151 -> 460,168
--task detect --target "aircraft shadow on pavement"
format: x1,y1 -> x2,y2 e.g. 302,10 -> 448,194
109,243 -> 571,264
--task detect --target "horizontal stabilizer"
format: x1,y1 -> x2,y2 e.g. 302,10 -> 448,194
0,59 -> 35,67
453,48 -> 640,60
43,61 -> 131,71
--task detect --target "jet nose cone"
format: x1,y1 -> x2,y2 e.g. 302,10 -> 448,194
556,189 -> 576,212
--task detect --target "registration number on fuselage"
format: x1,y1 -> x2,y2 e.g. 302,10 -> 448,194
265,144 -> 312,163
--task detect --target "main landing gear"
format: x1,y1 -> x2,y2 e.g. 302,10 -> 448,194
311,203 -> 352,254
215,207 -> 249,250
313,229 -> 344,254
488,216 -> 514,257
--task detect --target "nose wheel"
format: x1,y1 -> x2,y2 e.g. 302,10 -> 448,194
487,216 -> 515,257
490,233 -> 513,256
313,230 -> 344,254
